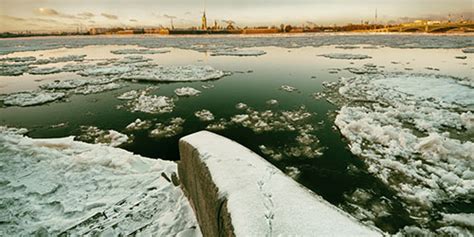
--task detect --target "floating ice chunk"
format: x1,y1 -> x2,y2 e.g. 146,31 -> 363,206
285,166 -> 301,179
280,85 -> 297,92
73,83 -> 121,95
0,63 -> 29,76
150,117 -> 185,138
125,118 -> 152,130
3,91 -> 65,106
111,48 -> 171,55
455,56 -> 467,59
266,99 -> 278,105
461,48 -> 474,54
0,56 -> 36,62
34,54 -> 86,65
194,109 -> 215,121
201,83 -> 215,89
174,87 -> 201,97
78,126 -> 131,147
210,49 -> 266,56
114,55 -> 152,65
372,75 -> 474,107
335,45 -> 361,49
119,65 -> 227,82
40,79 -> 89,90
129,94 -> 175,114
235,102 -> 248,110
460,112 -> 474,130
78,65 -> 133,77
0,126 -> 28,135
442,213 -> 474,227
29,67 -> 61,75
319,53 -> 372,60
0,129 -> 200,236
206,119 -> 229,131
117,90 -> 140,100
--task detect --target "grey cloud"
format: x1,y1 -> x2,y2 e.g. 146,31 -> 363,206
101,13 -> 118,20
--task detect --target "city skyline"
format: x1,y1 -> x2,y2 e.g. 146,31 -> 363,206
0,0 -> 472,32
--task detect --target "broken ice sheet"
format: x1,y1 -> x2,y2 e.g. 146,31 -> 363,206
210,49 -> 266,56
194,109 -> 215,121
118,65 -> 228,82
150,117 -> 185,138
2,91 -> 66,107
325,72 -> 474,231
77,126 -> 131,147
110,48 -> 171,55
174,87 -> 201,97
280,85 -> 298,92
125,118 -> 153,131
125,92 -> 175,114
318,53 -> 372,60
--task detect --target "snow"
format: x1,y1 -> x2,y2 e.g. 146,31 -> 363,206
0,127 -> 200,236
150,117 -> 185,138
318,53 -> 372,60
119,65 -> 228,82
210,49 -> 266,56
3,91 -> 66,106
180,131 -> 381,236
128,93 -> 175,114
111,48 -> 171,54
194,109 -> 215,121
327,72 -> 474,231
77,126 -> 131,147
174,87 -> 201,97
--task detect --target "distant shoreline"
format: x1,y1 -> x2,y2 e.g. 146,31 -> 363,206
1,31 -> 474,40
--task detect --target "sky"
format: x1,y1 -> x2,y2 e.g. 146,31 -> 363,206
0,0 -> 472,32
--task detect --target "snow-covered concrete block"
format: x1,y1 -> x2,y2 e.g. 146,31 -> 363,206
179,131 -> 382,237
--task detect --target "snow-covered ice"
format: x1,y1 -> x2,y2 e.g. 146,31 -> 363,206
210,49 -> 266,56
150,117 -> 185,138
127,93 -> 175,114
73,83 -> 121,95
174,87 -> 201,97
325,72 -> 474,233
2,91 -> 66,106
111,48 -> 171,54
77,126 -> 131,147
125,118 -> 153,131
28,67 -> 61,75
119,65 -> 228,82
280,85 -> 297,92
319,53 -> 372,60
0,127 -> 200,236
194,109 -> 215,121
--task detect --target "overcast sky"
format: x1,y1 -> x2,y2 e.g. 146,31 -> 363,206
1,0 -> 472,32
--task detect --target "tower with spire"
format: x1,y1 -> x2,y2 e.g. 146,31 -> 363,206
202,11 -> 207,30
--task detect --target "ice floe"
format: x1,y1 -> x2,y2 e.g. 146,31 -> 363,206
0,127 -> 200,236
150,117 -> 185,138
280,85 -> 298,92
33,54 -> 86,64
266,99 -> 279,105
0,63 -> 30,76
119,65 -> 228,82
77,126 -> 131,147
194,109 -> 215,121
111,48 -> 171,54
174,87 -> 201,97
125,118 -> 153,131
28,67 -> 61,75
2,91 -> 66,106
461,48 -> 474,54
127,92 -> 175,114
210,49 -> 266,56
319,53 -> 372,60
72,83 -> 121,95
324,72 -> 474,232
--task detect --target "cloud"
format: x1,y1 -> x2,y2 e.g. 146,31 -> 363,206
0,15 -> 26,21
101,13 -> 118,20
78,12 -> 95,19
129,19 -> 138,22
34,7 -> 79,19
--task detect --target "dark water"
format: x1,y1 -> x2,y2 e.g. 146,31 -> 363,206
0,43 -> 471,233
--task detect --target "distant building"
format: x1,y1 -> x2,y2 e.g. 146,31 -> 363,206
89,28 -> 107,35
202,11 -> 207,30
